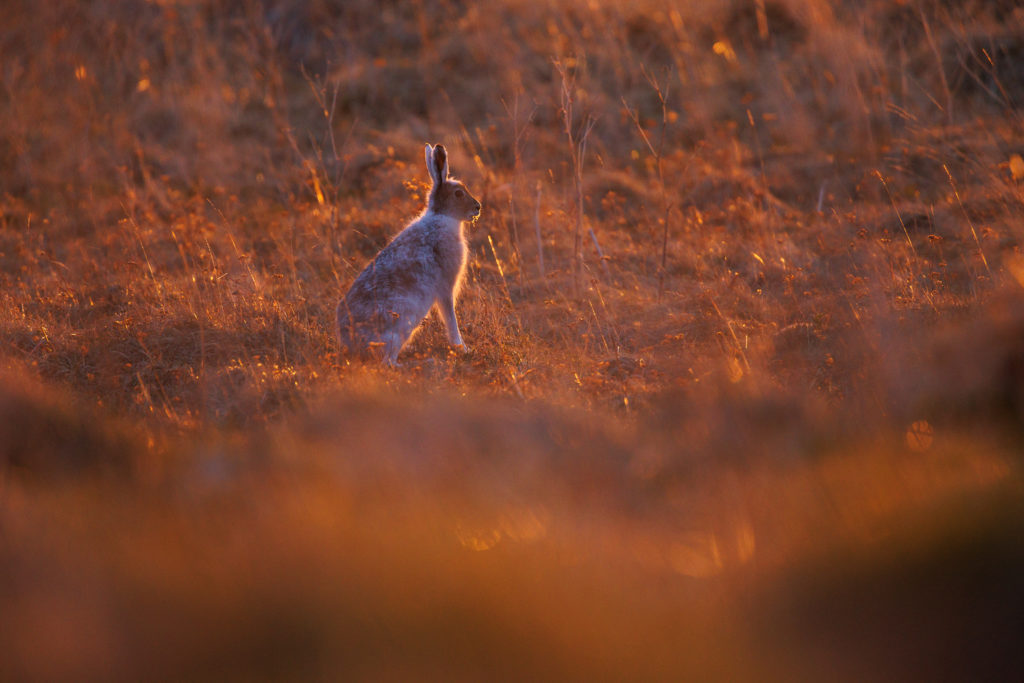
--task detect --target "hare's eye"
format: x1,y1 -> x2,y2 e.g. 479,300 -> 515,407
455,189 -> 464,198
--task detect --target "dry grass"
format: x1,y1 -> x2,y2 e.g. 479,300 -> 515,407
2,0 -> 1024,679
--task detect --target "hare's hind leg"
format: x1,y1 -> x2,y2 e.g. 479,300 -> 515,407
336,300 -> 360,353
381,332 -> 404,366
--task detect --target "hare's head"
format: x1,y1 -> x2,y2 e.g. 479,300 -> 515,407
425,143 -> 481,222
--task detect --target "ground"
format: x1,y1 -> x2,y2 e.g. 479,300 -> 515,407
1,0 -> 1023,680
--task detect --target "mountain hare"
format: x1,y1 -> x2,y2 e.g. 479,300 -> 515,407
336,143 -> 481,365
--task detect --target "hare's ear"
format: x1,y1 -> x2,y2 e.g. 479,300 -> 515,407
425,144 -> 439,185
433,144 -> 449,182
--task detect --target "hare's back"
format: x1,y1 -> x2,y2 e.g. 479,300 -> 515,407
347,229 -> 438,303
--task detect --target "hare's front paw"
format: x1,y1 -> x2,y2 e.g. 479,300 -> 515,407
450,342 -> 471,356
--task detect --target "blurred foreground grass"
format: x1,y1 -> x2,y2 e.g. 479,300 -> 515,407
1,367 -> 1022,681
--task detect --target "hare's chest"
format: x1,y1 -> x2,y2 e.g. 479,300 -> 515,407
431,231 -> 467,285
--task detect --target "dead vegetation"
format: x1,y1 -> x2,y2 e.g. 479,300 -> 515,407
1,0 -> 1023,679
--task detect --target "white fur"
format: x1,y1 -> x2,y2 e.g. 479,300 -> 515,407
336,144 -> 480,365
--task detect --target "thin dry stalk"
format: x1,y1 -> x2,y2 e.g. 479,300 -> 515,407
508,196 -> 523,285
488,235 -> 512,304
623,67 -> 673,300
708,293 -> 751,376
534,180 -> 545,279
874,170 -> 918,255
501,94 -> 536,283
944,164 -> 991,276
556,60 -> 597,293
918,7 -> 954,126
589,228 -> 611,281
